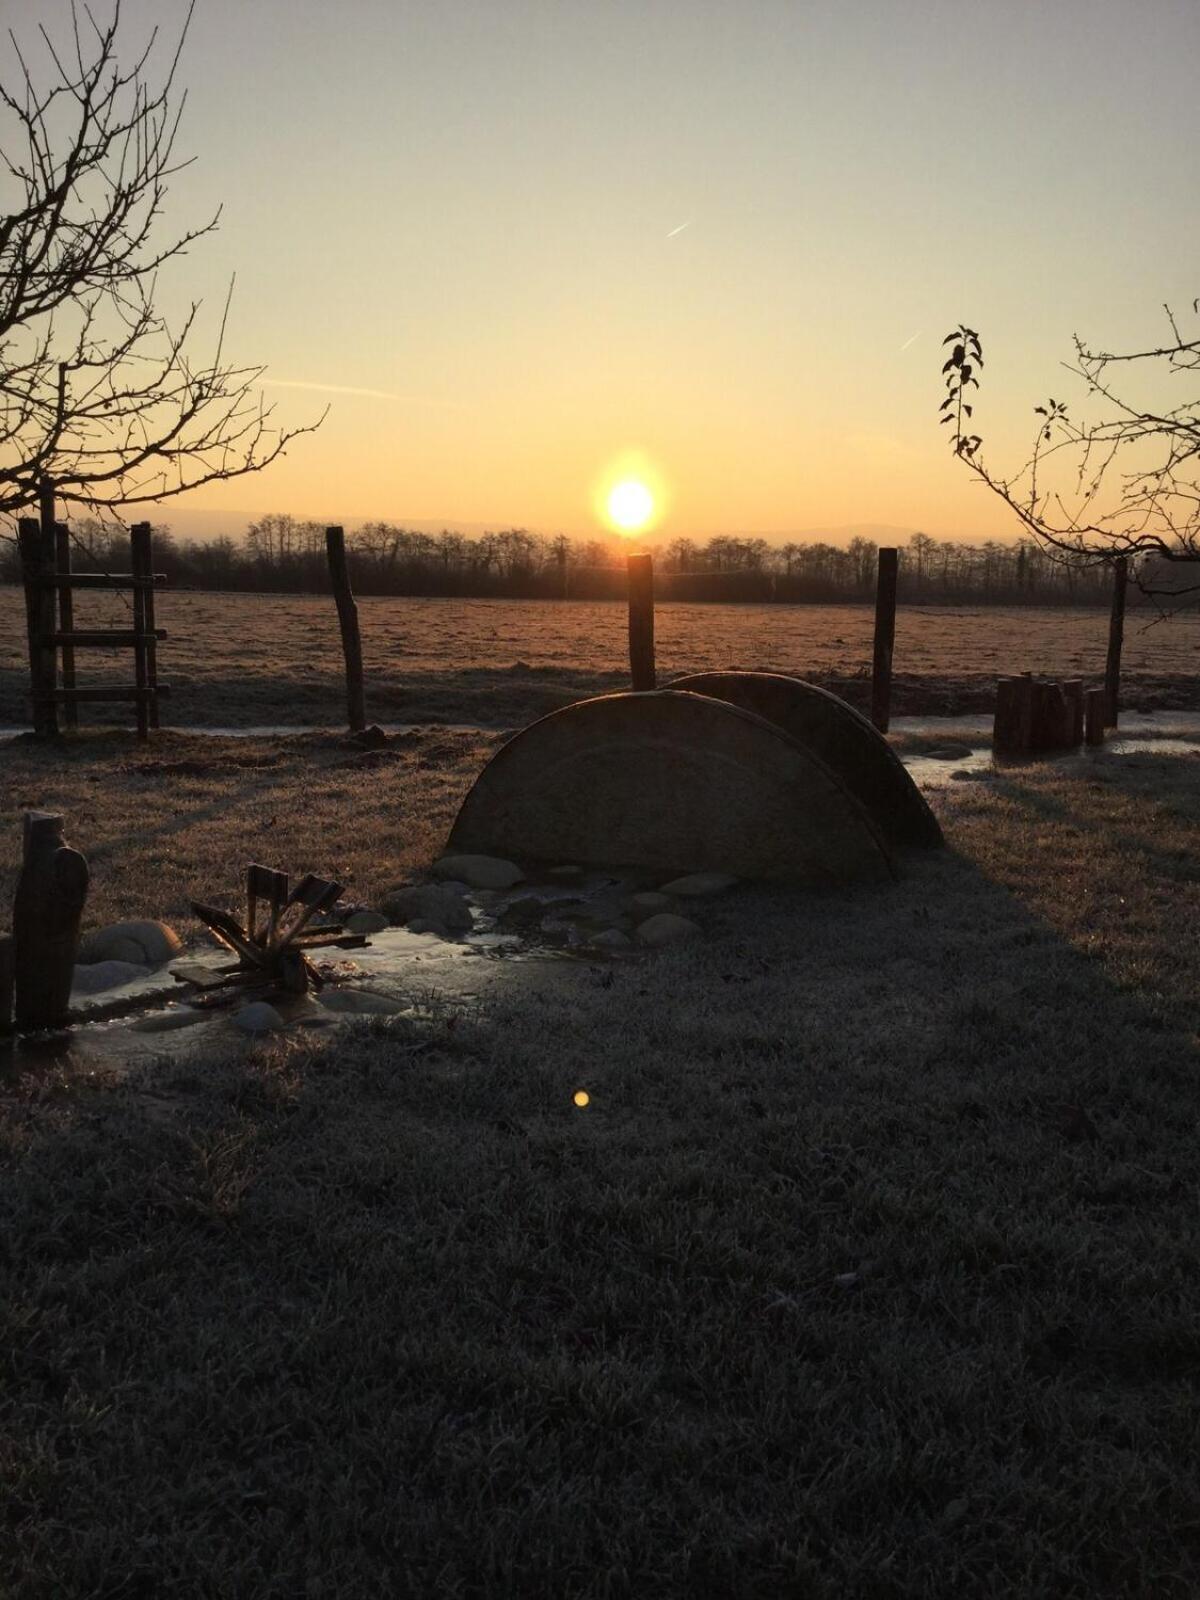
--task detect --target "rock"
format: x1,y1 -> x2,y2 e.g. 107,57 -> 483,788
636,913 -> 702,948
659,872 -> 738,896
498,895 -> 545,928
627,891 -> 672,920
346,723 -> 389,750
382,884 -> 473,934
234,1001 -> 285,1033
78,919 -> 183,967
432,854 -> 523,891
588,928 -> 631,950
71,959 -> 151,995
922,743 -> 975,761
317,989 -> 408,1016
130,1008 -> 207,1033
345,909 -> 388,934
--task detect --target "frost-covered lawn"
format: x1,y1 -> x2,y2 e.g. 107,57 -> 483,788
2,743 -> 1199,1597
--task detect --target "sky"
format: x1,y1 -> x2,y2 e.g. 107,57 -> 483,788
27,0 -> 1200,541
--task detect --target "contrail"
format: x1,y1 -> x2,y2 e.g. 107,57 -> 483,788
257,378 -> 460,406
899,330 -> 921,352
666,219 -> 692,238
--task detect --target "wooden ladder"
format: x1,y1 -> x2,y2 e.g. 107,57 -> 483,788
18,491 -> 169,739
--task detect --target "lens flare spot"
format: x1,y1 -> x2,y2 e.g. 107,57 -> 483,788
573,1090 -> 590,1108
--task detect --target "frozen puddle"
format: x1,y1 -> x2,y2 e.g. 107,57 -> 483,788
893,712 -> 1200,788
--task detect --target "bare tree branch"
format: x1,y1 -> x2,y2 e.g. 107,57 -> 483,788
0,0 -> 322,522
939,308 -> 1200,600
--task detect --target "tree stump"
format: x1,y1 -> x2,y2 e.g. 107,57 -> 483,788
13,812 -> 89,1029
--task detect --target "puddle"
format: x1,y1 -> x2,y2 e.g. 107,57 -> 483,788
1,878 -> 640,1083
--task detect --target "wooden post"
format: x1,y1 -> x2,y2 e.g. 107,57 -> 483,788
627,552 -> 656,691
17,516 -> 59,737
13,812 -> 88,1031
325,527 -> 366,731
871,547 -> 898,732
1085,687 -> 1106,746
0,934 -> 13,1036
54,522 -> 78,729
129,524 -> 150,739
993,676 -> 1033,755
1062,679 -> 1084,747
1104,556 -> 1128,728
131,523 -> 160,730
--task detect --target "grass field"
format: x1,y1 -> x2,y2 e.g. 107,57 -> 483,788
3,730 -> 1200,1596
3,586 -> 1200,730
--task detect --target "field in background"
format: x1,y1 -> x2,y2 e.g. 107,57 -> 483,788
2,587 -> 1199,730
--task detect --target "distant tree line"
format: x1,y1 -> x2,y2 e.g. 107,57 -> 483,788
0,515 -> 1121,606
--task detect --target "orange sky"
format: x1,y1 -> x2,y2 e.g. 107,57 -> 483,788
81,1 -> 1200,542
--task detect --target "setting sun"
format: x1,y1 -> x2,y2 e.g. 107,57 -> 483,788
607,479 -> 655,534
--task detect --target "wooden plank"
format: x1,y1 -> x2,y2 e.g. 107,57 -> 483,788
325,526 -> 366,732
34,572 -> 166,589
131,523 -> 160,730
54,522 -> 78,730
33,684 -> 172,703
51,630 -> 167,646
247,865 -> 289,945
129,523 -> 149,738
871,548 -> 898,732
1104,556 -> 1128,728
626,553 -> 656,691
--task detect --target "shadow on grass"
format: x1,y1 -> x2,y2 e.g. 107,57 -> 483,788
2,760 -> 1200,1596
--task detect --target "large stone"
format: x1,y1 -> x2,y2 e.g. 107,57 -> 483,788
78,919 -> 183,968
233,1001 -> 285,1034
345,909 -> 389,934
382,884 -> 473,934
447,691 -> 893,885
71,959 -> 151,995
636,913 -> 701,948
627,891 -> 672,920
668,672 -> 943,850
660,872 -> 738,896
432,854 -> 524,890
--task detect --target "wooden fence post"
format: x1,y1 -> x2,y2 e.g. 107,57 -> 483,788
54,522 -> 78,729
627,553 -> 656,691
18,516 -> 59,737
871,547 -> 898,732
325,526 -> 366,731
1104,556 -> 1128,728
131,523 -> 160,730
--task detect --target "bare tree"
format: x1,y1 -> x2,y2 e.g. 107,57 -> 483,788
939,309 -> 1200,592
0,1 -> 321,523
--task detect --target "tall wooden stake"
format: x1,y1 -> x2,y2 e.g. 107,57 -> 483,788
54,522 -> 78,729
1104,555 -> 1128,728
13,811 -> 88,1031
18,515 -> 58,737
132,523 -> 160,730
325,526 -> 366,731
627,553 -> 656,691
871,547 -> 898,732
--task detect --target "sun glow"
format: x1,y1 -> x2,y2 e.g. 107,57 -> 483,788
594,452 -> 669,537
607,479 -> 654,533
